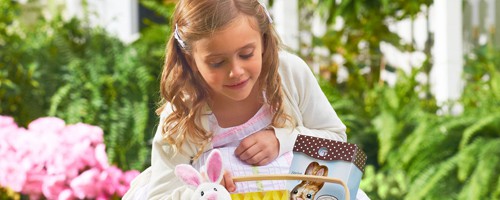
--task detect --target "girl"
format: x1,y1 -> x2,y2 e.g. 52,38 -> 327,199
124,0 -> 348,199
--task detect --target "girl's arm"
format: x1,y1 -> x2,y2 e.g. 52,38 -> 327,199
147,125 -> 193,199
274,51 -> 347,156
124,106 -> 195,200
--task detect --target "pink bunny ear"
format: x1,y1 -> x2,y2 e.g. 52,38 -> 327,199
205,149 -> 224,183
305,162 -> 319,175
175,164 -> 202,188
316,167 -> 326,176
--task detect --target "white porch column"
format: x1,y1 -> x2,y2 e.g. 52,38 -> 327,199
430,0 -> 464,105
272,0 -> 299,51
102,0 -> 139,43
64,0 -> 139,44
495,0 -> 500,46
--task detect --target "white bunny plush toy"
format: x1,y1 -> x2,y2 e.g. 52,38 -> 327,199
174,149 -> 232,200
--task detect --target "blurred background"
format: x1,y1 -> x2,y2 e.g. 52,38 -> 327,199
1,0 -> 499,199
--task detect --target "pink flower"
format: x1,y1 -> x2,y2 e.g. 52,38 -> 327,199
0,115 -> 17,128
42,174 -> 67,199
117,170 -> 139,196
0,116 -> 137,199
22,173 -> 44,197
58,189 -> 75,200
62,123 -> 103,145
28,117 -> 65,134
95,144 -> 109,169
70,169 -> 100,199
122,170 -> 140,184
99,166 -> 123,196
0,163 -> 27,192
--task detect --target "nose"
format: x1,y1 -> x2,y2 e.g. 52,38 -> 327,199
206,193 -> 217,200
228,59 -> 244,78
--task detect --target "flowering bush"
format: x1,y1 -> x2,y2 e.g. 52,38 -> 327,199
0,116 -> 139,200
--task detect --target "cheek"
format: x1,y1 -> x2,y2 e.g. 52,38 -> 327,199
198,69 -> 224,86
249,58 -> 263,77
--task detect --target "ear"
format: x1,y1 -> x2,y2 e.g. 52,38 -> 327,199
205,149 -> 224,183
315,166 -> 328,177
305,162 -> 319,175
175,164 -> 203,188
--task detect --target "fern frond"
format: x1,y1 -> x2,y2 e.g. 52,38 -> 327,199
457,138 -> 487,181
458,139 -> 500,200
48,84 -> 72,115
405,155 -> 459,200
492,175 -> 500,199
372,112 -> 400,164
397,119 -> 434,167
459,113 -> 500,149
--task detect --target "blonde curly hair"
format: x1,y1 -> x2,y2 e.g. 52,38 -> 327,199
157,0 -> 291,160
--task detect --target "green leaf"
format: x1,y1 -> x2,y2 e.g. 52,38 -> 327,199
459,113 -> 500,149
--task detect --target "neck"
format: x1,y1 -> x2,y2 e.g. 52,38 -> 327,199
209,85 -> 265,128
210,84 -> 263,111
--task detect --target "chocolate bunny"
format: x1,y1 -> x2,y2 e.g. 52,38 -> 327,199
290,162 -> 329,200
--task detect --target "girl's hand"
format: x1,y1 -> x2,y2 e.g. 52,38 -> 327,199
202,169 -> 236,192
234,129 -> 279,166
220,170 -> 236,192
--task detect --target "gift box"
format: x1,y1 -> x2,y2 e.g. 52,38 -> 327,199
286,134 -> 367,200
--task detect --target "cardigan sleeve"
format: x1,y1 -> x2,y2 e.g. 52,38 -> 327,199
123,105 -> 195,200
273,51 -> 347,156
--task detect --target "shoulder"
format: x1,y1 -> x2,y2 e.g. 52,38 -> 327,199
278,50 -> 315,85
278,50 -> 310,74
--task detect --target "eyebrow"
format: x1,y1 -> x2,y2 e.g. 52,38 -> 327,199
204,43 -> 256,58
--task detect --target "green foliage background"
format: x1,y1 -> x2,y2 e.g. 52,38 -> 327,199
296,0 -> 500,199
1,0 -> 500,199
0,0 -> 175,171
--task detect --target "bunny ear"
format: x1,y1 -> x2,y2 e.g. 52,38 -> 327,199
315,166 -> 328,176
305,162 -> 320,175
175,164 -> 203,188
205,149 -> 224,183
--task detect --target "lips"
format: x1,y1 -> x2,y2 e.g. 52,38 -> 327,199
225,79 -> 249,89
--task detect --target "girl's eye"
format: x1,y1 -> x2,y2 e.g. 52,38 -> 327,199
240,52 -> 254,59
210,60 -> 224,68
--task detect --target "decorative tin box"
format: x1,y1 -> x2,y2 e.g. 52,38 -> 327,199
287,134 -> 367,200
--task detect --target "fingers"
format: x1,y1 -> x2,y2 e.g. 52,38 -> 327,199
254,156 -> 271,166
235,141 -> 258,161
220,170 -> 236,192
235,130 -> 279,166
234,137 -> 256,157
238,145 -> 271,165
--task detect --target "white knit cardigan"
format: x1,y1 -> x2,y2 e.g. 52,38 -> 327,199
123,51 -> 347,200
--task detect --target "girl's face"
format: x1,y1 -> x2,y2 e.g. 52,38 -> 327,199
190,15 -> 263,103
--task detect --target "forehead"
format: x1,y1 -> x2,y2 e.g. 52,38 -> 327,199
192,15 -> 261,56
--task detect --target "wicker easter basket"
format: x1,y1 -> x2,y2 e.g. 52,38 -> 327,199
230,174 -> 350,200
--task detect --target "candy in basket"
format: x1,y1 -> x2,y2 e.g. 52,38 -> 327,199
231,134 -> 367,200
175,134 -> 366,200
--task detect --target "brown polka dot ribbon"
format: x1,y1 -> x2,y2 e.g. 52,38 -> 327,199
293,134 -> 367,172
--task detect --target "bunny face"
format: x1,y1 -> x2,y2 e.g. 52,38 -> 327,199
175,149 -> 232,200
290,162 -> 329,200
192,182 -> 231,200
291,185 -> 321,200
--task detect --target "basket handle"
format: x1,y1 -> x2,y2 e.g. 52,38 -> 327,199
233,174 -> 350,200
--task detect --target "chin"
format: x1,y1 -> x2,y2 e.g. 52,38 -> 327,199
227,94 -> 252,102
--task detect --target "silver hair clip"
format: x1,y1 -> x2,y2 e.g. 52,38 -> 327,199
258,1 -> 273,23
174,23 -> 186,48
